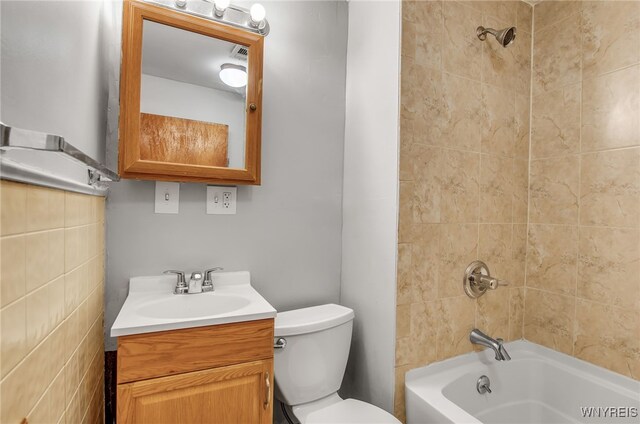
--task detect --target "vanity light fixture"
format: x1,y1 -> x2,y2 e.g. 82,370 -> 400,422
249,3 -> 266,29
213,0 -> 230,17
219,63 -> 247,88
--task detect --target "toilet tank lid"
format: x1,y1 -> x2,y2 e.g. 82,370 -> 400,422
275,304 -> 354,336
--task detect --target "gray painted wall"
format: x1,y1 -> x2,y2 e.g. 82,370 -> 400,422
340,0 -> 400,413
0,0 -> 113,185
105,0 -> 349,350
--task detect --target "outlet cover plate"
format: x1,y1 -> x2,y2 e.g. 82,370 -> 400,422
207,186 -> 237,215
155,182 -> 180,214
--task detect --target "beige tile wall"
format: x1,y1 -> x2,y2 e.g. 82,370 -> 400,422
524,0 -> 640,379
0,180 -> 105,424
396,1 -> 532,420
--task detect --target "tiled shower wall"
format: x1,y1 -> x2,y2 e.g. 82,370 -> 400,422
0,180 -> 105,424
396,0 -> 640,420
524,0 -> 640,379
395,0 -> 532,419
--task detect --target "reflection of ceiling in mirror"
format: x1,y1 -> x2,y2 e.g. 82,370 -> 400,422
141,20 -> 247,97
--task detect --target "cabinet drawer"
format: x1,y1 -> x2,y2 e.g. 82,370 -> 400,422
117,318 -> 274,383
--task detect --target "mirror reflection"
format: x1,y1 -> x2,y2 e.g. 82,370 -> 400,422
140,20 -> 248,169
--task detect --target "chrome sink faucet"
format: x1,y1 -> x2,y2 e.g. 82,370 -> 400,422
164,267 -> 224,295
470,329 -> 511,361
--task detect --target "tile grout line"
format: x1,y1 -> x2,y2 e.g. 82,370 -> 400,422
523,0 -> 536,341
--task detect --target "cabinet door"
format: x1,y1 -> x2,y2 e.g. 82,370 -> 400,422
117,359 -> 273,424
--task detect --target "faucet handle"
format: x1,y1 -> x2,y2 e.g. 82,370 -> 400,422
163,270 -> 186,284
204,267 -> 224,281
487,277 -> 509,290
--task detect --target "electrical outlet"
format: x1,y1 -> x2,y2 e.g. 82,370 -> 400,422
155,182 -> 180,214
207,186 -> 237,214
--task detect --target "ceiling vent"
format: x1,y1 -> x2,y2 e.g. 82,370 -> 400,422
230,44 -> 249,61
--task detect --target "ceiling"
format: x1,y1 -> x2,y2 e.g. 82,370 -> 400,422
141,20 -> 247,95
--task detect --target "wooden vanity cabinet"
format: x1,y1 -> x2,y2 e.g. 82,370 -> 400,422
116,319 -> 274,424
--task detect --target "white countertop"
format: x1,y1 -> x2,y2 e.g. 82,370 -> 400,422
111,271 -> 277,337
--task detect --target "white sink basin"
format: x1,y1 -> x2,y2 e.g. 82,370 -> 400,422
137,294 -> 251,319
110,271 -> 276,337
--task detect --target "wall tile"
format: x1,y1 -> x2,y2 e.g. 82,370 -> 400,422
575,300 -> 640,379
529,155 -> 579,224
0,181 -> 27,236
411,145 -> 442,224
0,299 -> 26,379
1,235 -> 26,307
527,224 -> 578,295
26,186 -> 52,232
480,154 -> 513,223
516,1 -> 532,33
514,29 -> 532,96
441,73 -> 483,152
582,65 -> 640,152
25,232 -> 49,293
578,226 -> 640,310
411,224 -> 439,302
402,1 -> 442,71
401,60 -> 443,147
437,296 -> 476,360
438,224 -> 478,298
481,84 -> 517,157
524,288 -> 575,355
477,287 -> 510,338
533,12 -> 581,95
582,1 -> 640,78
479,224 -> 513,284
531,83 -> 581,158
534,0 -> 582,32
442,1 -> 483,80
514,94 -> 530,160
410,301 -> 439,365
512,158 -> 529,224
580,149 -> 640,228
397,243 -> 413,306
482,16 -> 518,92
26,285 -> 51,350
440,149 -> 480,223
1,183 -> 105,423
508,287 -> 524,341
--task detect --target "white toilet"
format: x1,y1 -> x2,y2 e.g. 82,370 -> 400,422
274,304 -> 400,424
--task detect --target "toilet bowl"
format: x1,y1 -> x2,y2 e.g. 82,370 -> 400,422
274,304 -> 400,424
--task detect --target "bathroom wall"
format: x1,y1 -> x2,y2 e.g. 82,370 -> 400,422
395,0 -> 532,420
524,0 -> 640,379
0,0 -> 114,186
0,181 -> 105,424
140,74 -> 247,169
104,0 -> 348,350
340,0 -> 401,414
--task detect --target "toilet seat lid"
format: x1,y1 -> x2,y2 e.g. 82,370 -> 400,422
304,399 -> 401,424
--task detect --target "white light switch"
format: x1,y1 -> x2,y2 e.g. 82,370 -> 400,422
207,186 -> 237,215
155,182 -> 180,214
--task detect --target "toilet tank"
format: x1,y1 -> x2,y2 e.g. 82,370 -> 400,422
273,304 -> 355,406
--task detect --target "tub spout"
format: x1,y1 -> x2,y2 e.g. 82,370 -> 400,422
470,329 -> 511,361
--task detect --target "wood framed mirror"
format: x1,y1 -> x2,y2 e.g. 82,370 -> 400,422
119,0 -> 263,184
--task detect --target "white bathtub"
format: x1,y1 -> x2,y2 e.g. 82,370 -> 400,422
405,341 -> 640,424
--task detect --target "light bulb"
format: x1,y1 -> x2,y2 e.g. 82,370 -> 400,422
219,64 -> 247,88
249,3 -> 266,26
213,0 -> 230,17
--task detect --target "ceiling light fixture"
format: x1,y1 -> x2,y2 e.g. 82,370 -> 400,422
219,63 -> 247,88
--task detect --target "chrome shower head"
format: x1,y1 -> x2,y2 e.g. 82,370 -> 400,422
477,26 -> 516,48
